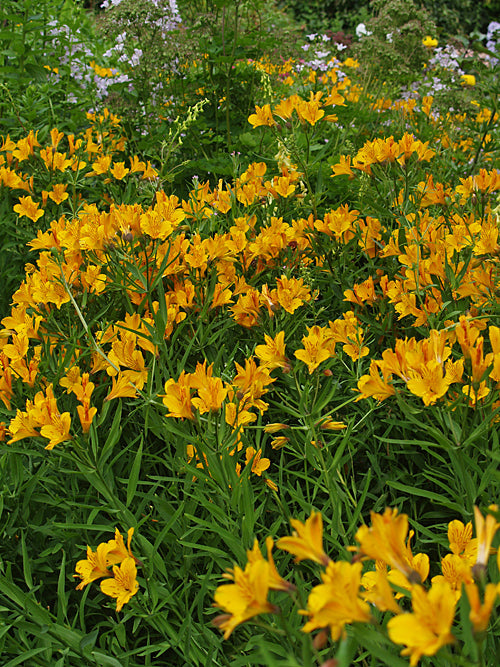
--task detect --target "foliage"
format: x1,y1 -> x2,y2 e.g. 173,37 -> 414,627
281,0 -> 500,39
1,0 -> 500,665
349,0 -> 437,85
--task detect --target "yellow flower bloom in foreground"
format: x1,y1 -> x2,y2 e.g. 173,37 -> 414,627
48,183 -> 69,205
40,411 -> 72,450
361,565 -> 401,614
387,530 -> 430,597
466,582 -> 498,633
191,375 -> 228,414
162,371 -> 194,420
301,561 -> 371,640
387,581 -> 456,666
246,537 -> 295,592
357,361 -> 395,401
277,510 -> 330,566
355,508 -> 420,582
406,360 -> 450,406
213,559 -> 277,639
100,556 -> 139,612
473,505 -> 499,572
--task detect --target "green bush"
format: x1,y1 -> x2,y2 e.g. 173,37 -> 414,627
281,0 -> 500,38
350,0 -> 436,85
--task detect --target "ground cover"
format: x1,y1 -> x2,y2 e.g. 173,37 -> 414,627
1,0 -> 500,665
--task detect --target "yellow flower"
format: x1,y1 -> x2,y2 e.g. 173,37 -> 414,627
355,508 -> 421,582
473,505 -> 499,572
246,537 -> 295,592
447,520 -> 477,565
270,436 -> 289,450
48,183 -> 69,204
466,582 -> 498,633
432,554 -> 473,603
297,99 -> 324,126
191,375 -> 228,414
107,527 -> 136,565
110,161 -> 130,180
301,561 -> 371,640
387,581 -> 456,666
294,325 -> 335,374
162,371 -> 194,420
277,511 -> 330,566
255,332 -> 288,371
422,36 -> 438,48
406,360 -> 451,405
40,412 -> 72,450
263,422 -> 289,434
357,361 -> 395,401
213,559 -> 277,638
100,557 -> 139,612
361,565 -> 401,614
13,196 -> 45,222
460,74 -> 476,87
245,446 -> 270,476
74,542 -> 113,590
275,276 -> 311,315
248,104 -> 275,128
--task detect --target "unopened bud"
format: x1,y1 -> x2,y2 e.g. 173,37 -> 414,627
313,629 -> 329,651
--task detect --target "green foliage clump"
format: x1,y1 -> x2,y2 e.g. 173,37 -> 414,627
423,0 -> 500,37
351,0 -> 437,85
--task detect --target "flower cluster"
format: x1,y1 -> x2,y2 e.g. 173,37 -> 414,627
74,528 -> 140,612
214,506 -> 500,665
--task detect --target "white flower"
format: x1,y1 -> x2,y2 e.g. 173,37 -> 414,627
356,23 -> 372,38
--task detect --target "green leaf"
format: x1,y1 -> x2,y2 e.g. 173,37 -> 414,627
127,437 -> 143,508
